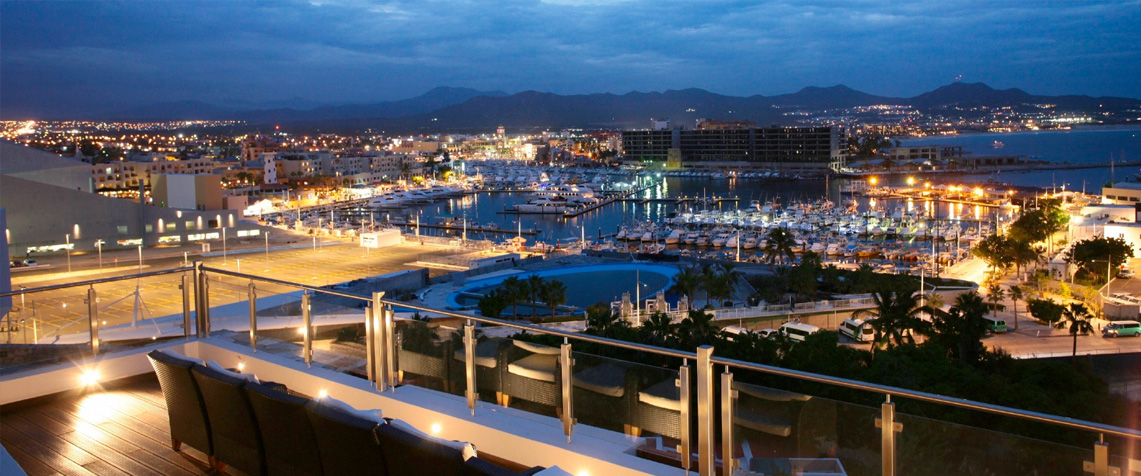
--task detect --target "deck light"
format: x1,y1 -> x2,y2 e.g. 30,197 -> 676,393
80,369 -> 99,386
318,389 -> 328,398
237,362 -> 246,372
430,423 -> 442,435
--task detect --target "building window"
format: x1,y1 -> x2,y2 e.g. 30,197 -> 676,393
117,225 -> 129,235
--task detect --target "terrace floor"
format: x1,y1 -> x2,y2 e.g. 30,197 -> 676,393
1,376 -> 232,476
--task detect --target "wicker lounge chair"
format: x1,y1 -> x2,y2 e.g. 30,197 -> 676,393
500,340 -> 561,408
397,320 -> 454,390
304,399 -> 387,476
146,350 -> 214,462
451,338 -> 507,402
630,375 -> 685,439
244,381 -> 323,476
572,360 -> 635,433
733,381 -> 837,458
191,364 -> 266,475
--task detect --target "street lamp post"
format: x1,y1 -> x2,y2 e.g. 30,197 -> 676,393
65,233 -> 72,273
95,240 -> 103,272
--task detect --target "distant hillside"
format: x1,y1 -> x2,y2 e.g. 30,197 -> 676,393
60,82 -> 1141,132
103,87 -> 507,121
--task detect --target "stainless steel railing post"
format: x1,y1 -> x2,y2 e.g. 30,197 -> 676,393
721,366 -> 736,474
86,286 -> 99,356
1093,434 -> 1109,476
877,395 -> 902,476
560,340 -> 575,443
372,292 -> 389,391
365,305 -> 376,385
464,322 -> 477,414
302,291 -> 312,368
696,345 -> 715,476
679,363 -> 692,472
248,281 -> 257,351
181,272 -> 191,339
193,261 -> 206,338
384,305 -> 396,389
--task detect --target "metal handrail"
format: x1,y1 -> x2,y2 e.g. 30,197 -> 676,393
710,355 -> 1141,441
0,266 -> 194,298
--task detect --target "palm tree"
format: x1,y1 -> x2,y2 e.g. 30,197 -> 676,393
854,288 -> 930,352
678,309 -> 720,347
928,291 -> 990,364
1008,285 -> 1024,331
526,274 -> 545,320
642,311 -> 675,347
501,276 -> 524,318
539,279 -> 568,319
764,228 -> 796,265
1054,303 -> 1094,360
986,282 -> 1006,319
703,265 -> 735,308
671,265 -> 702,303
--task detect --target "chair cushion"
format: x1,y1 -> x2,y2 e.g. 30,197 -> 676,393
454,340 -> 500,368
573,363 -> 626,397
205,360 -> 260,384
316,396 -> 384,424
638,378 -> 681,411
388,419 -> 476,461
507,354 -> 558,382
513,340 -> 560,355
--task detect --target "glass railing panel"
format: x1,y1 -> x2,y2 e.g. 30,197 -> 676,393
1,272 -> 194,375
394,316 -> 460,395
305,289 -> 370,373
447,323 -> 513,404
497,335 -> 563,418
728,377 -> 879,476
572,350 -> 686,465
894,410 -> 1093,476
205,277 -> 258,341
250,280 -> 306,354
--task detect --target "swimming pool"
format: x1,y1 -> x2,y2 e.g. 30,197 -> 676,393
448,263 -> 680,313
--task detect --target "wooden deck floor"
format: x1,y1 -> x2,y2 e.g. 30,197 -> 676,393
1,376 -> 222,476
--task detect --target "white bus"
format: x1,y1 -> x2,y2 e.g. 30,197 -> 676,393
839,318 -> 876,342
779,321 -> 821,343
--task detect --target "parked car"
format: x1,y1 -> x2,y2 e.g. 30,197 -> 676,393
1103,320 -> 1141,337
1119,268 -> 1134,279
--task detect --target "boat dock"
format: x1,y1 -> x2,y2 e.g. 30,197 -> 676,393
394,222 -> 541,236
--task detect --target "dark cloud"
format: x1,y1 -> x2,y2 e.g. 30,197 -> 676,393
2,0 -> 1139,117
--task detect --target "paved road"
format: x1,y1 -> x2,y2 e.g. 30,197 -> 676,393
3,234 -> 463,344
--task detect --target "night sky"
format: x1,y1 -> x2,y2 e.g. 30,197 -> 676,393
3,0 -> 1140,118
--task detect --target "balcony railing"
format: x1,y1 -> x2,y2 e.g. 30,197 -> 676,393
2,262 -> 1140,476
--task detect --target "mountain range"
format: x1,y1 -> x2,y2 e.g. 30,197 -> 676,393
66,83 -> 1141,132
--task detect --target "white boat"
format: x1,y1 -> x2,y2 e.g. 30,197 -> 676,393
513,198 -> 568,214
665,229 -> 683,245
368,193 -> 405,209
